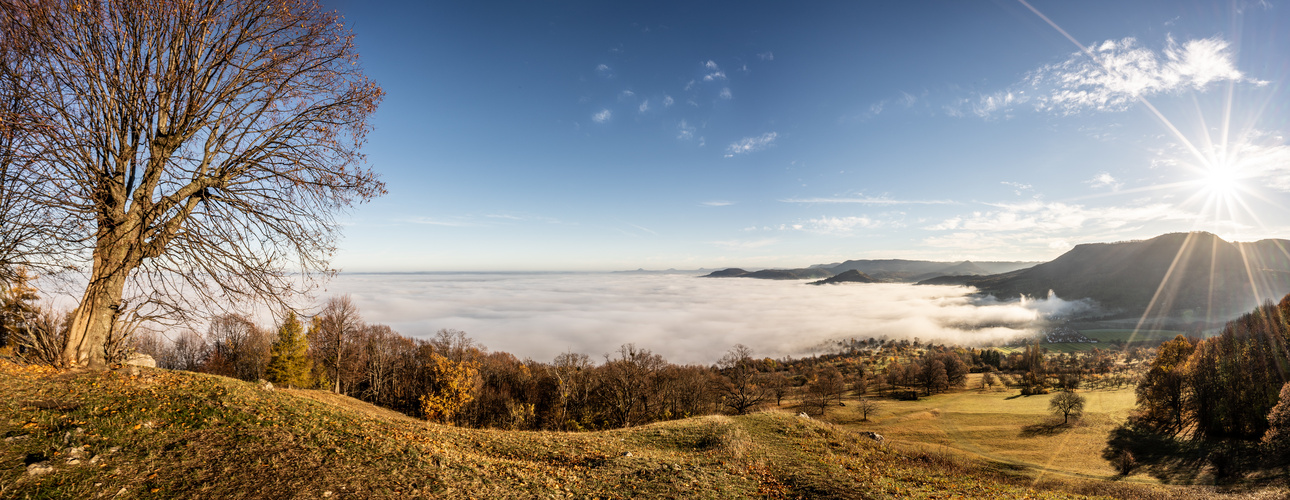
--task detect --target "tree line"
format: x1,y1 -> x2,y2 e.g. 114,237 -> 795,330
1105,294 -> 1290,479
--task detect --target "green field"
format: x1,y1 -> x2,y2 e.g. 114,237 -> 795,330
1077,329 -> 1188,343
991,329 -> 1189,354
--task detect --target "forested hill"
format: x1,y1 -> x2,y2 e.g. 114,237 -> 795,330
817,259 -> 1038,282
928,232 -> 1290,320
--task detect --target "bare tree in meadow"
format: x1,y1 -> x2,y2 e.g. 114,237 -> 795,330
0,0 -> 384,369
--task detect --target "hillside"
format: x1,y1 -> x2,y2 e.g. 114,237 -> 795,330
821,259 -> 1038,282
808,269 -> 880,285
926,232 -> 1290,320
701,268 -> 832,280
0,360 -> 1120,499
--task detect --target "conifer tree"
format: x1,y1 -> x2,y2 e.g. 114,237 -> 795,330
0,268 -> 41,351
265,312 -> 311,389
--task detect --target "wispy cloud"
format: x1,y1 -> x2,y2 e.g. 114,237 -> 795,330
639,100 -> 650,113
677,120 -> 696,140
712,238 -> 779,249
800,216 -> 883,235
724,132 -> 777,157
663,95 -> 674,107
757,52 -> 774,61
719,87 -> 732,99
1030,36 -> 1248,114
1001,181 -> 1033,196
951,36 -> 1255,119
592,109 -> 612,124
701,200 -> 734,207
595,63 -> 612,77
1087,172 -> 1122,191
404,217 -> 477,227
924,201 -> 1190,232
780,196 -> 955,205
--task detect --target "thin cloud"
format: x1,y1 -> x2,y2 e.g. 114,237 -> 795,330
701,200 -> 734,207
724,132 -> 777,157
639,100 -> 650,113
592,109 -> 612,123
712,238 -> 779,249
405,217 -> 477,227
677,120 -> 696,140
780,196 -> 954,205
925,201 -> 1190,233
663,95 -> 675,107
799,216 -> 883,235
1088,172 -> 1122,191
758,52 -> 774,61
719,87 -> 732,99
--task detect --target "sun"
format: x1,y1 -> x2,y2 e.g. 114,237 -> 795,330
1199,162 -> 1241,197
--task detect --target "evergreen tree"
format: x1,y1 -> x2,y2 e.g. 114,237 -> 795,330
0,268 -> 41,351
265,312 -> 311,389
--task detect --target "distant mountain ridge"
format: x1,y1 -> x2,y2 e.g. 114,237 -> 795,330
808,270 -> 879,285
700,268 -> 832,280
926,232 -> 1290,320
703,259 -> 1039,283
817,259 -> 1038,282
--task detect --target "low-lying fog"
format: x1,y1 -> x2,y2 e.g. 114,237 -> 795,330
325,273 -> 1091,365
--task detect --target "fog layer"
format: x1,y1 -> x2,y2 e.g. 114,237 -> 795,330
327,273 -> 1083,364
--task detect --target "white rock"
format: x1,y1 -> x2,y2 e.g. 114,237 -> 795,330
124,353 -> 156,368
26,461 -> 54,476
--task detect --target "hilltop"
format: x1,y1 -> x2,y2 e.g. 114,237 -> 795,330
925,232 -> 1290,320
2,360 -> 1134,499
808,269 -> 880,285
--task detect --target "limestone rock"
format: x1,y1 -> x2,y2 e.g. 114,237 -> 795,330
124,353 -> 156,368
257,379 -> 275,391
26,461 -> 54,476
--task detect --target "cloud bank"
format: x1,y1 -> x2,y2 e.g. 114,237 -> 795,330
327,273 -> 1085,364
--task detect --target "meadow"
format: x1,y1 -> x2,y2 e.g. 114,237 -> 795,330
0,360 -> 1211,499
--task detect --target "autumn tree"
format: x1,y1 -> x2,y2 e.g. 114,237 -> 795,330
1134,335 -> 1195,435
0,0 -> 383,369
420,352 -> 480,424
1263,382 -> 1290,454
265,312 -> 311,389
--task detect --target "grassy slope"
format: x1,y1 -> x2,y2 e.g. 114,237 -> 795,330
824,374 -> 1286,499
0,361 -> 1122,500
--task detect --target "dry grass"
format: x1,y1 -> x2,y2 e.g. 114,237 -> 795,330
0,359 -> 1129,499
816,374 -> 1287,499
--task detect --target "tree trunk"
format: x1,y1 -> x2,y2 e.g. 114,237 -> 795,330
62,243 -> 132,369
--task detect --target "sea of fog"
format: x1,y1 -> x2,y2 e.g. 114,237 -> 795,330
322,272 -> 1090,365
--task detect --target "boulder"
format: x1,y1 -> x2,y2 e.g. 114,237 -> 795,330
257,379 -> 275,391
124,353 -> 156,368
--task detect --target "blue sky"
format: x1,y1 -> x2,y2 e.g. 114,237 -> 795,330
324,0 -> 1290,271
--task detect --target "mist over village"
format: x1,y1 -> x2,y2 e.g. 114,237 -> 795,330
3,1 -> 1290,499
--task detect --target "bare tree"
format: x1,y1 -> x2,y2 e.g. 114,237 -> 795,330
716,344 -> 769,415
1050,390 -> 1086,425
597,344 -> 666,428
856,397 -> 880,422
0,0 -> 383,369
311,295 -> 362,394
